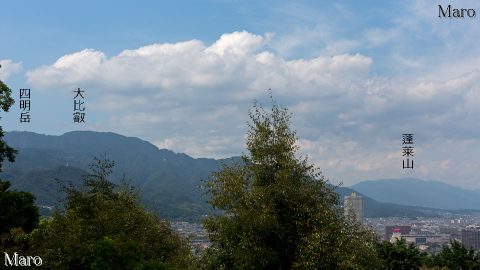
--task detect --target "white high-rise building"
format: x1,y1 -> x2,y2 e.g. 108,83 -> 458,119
344,192 -> 364,222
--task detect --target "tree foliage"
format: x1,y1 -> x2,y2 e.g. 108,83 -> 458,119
376,238 -> 424,270
376,239 -> 480,270
0,181 -> 39,235
431,240 -> 480,270
0,80 -> 16,167
0,76 -> 39,243
202,98 -> 379,269
30,158 -> 194,269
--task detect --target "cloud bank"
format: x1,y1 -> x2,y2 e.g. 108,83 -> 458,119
24,29 -> 480,188
0,60 -> 22,81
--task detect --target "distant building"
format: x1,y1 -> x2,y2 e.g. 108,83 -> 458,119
462,225 -> 480,250
385,225 -> 412,241
402,234 -> 451,246
344,192 -> 364,222
439,226 -> 461,240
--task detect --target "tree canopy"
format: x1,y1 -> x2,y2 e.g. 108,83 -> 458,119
30,158 -> 194,269
0,181 -> 39,235
432,240 -> 480,270
202,98 -> 379,269
376,238 -> 424,270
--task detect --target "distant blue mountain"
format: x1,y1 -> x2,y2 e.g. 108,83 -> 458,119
351,178 -> 480,210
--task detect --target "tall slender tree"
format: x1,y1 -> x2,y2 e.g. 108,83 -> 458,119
202,97 -> 379,269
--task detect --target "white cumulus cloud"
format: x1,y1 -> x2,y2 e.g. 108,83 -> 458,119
0,60 -> 22,81
26,31 -> 372,96
22,30 -> 480,188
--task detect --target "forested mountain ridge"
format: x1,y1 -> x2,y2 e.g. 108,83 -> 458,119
3,131 -> 471,220
4,131 -> 233,220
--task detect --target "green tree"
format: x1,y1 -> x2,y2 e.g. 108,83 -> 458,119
202,99 -> 379,269
0,76 -> 39,240
376,238 -> 424,270
0,79 -> 17,165
0,181 -> 39,235
30,158 -> 194,269
432,240 -> 480,270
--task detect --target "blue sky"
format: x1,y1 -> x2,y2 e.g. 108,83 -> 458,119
1,0 -> 480,189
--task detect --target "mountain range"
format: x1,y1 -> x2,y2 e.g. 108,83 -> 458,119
2,131 -> 479,221
351,178 -> 480,210
3,131 -> 235,221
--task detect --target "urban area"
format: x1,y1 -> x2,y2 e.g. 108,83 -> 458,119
173,192 -> 480,255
